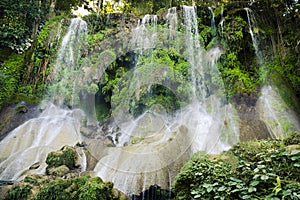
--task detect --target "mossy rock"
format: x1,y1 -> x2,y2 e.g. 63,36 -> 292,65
47,165 -> 70,176
45,146 -> 78,175
33,176 -> 128,200
15,103 -> 29,113
112,188 -> 130,200
8,184 -> 32,200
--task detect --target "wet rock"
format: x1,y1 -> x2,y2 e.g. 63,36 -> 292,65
104,136 -> 115,147
0,103 -> 40,141
15,101 -> 29,113
80,126 -> 93,137
47,165 -> 70,176
112,188 -> 130,200
29,162 -> 41,170
239,119 -> 271,142
79,171 -> 96,177
75,141 -> 87,147
0,185 -> 12,200
115,132 -> 122,144
45,146 -> 79,175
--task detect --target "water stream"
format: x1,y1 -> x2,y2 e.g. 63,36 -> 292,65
93,6 -> 239,196
0,6 -> 245,198
0,7 -> 242,197
0,18 -> 88,180
245,8 -> 300,138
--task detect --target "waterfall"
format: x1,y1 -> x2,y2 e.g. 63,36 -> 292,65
220,7 -> 224,35
0,9 -> 241,198
92,6 -> 239,197
245,8 -> 263,66
131,14 -> 158,55
208,7 -> 216,36
166,7 -> 178,40
182,6 -> 205,102
47,17 -> 87,106
0,18 -> 88,180
0,102 -> 85,180
244,8 -> 300,137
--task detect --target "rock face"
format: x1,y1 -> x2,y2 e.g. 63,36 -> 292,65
256,85 -> 300,138
232,84 -> 300,142
232,92 -> 271,141
0,102 -> 40,141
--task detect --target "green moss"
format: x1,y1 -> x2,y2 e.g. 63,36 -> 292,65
33,179 -> 72,200
32,175 -> 127,200
46,146 -> 77,174
24,176 -> 38,185
9,185 -> 32,200
0,53 -> 24,109
284,131 -> 300,145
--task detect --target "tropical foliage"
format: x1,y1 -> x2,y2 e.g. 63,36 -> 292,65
173,132 -> 300,199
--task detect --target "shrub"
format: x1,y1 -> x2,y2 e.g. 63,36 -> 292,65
173,132 -> 300,199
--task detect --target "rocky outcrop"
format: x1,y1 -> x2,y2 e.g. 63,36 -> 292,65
0,146 -> 129,200
232,91 -> 272,141
0,102 -> 40,141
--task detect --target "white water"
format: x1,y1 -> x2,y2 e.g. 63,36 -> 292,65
183,6 -> 204,101
245,8 -> 263,66
256,86 -> 300,138
131,14 -> 158,55
244,8 -> 300,137
0,102 -> 85,180
93,6 -> 240,196
0,18 -> 88,180
166,7 -> 178,40
208,7 -> 216,36
0,8 -> 241,197
47,17 -> 87,106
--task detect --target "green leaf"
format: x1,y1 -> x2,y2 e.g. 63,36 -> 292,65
293,162 -> 300,167
248,186 -> 257,193
218,186 -> 227,191
282,190 -> 292,196
253,174 -> 260,179
291,150 -> 300,155
229,177 -> 242,182
242,195 -> 251,199
261,175 -> 269,180
206,186 -> 213,193
291,156 -> 299,161
250,180 -> 260,187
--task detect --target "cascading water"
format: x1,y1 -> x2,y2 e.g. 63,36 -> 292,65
131,14 -> 158,55
92,6 -> 239,197
166,7 -> 178,40
245,8 -> 300,137
208,7 -> 216,36
48,17 -> 88,106
0,18 -> 88,180
245,8 -> 263,66
183,6 -> 204,101
0,7 -> 241,198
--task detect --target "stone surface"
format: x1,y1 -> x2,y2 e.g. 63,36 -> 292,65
0,103 -> 40,141
47,165 -> 70,176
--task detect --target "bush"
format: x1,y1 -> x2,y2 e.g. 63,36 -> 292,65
173,132 -> 300,199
